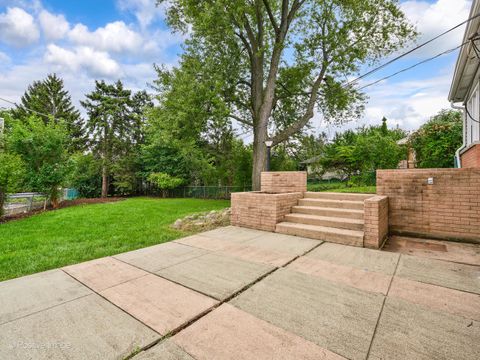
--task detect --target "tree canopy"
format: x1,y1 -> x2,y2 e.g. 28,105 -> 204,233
409,109 -> 463,168
12,74 -> 85,152
157,0 -> 416,189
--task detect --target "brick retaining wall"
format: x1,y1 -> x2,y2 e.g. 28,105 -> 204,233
364,196 -> 389,249
377,168 -> 480,243
231,192 -> 303,231
261,172 -> 307,193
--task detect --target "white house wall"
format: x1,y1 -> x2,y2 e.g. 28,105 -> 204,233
466,81 -> 480,146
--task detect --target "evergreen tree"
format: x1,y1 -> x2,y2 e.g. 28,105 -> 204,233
81,80 -> 149,197
12,74 -> 85,152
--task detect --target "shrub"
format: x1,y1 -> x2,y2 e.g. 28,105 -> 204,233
147,172 -> 184,197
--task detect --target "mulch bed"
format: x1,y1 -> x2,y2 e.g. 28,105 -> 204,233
0,197 -> 125,224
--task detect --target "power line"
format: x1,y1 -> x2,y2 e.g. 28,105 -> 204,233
358,40 -> 468,90
0,96 -> 53,119
346,12 -> 480,87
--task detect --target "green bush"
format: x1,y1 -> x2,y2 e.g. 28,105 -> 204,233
147,172 -> 184,197
68,154 -> 102,198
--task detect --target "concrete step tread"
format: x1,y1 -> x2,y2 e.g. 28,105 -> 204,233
285,213 -> 364,225
292,206 -> 364,214
301,198 -> 364,205
276,222 -> 364,238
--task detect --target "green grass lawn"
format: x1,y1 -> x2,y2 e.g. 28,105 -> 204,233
307,182 -> 376,194
0,197 -> 230,281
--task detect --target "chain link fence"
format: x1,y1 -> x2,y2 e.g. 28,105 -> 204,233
150,185 -> 252,200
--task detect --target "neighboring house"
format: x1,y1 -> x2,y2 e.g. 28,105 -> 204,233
300,156 -> 344,180
449,0 -> 480,168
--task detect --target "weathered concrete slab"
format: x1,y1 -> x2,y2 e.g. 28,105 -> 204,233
0,294 -> 159,360
157,253 -> 274,300
177,231 -> 320,267
396,255 -> 480,294
101,274 -> 218,335
175,234 -> 233,251
199,225 -> 267,242
389,277 -> 480,322
307,242 -> 399,275
231,269 -> 385,360
243,232 -> 321,255
216,244 -> 296,267
133,340 -> 195,360
173,304 -> 345,360
287,256 -> 391,294
63,257 -> 147,292
369,297 -> 480,360
0,270 -> 91,325
384,236 -> 480,266
114,242 -> 209,273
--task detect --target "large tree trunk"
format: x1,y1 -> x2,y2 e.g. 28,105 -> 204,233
101,165 -> 109,198
252,124 -> 268,191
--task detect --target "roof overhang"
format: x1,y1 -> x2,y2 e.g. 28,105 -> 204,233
449,0 -> 480,103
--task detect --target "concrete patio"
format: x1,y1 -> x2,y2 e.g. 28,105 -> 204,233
0,226 -> 479,359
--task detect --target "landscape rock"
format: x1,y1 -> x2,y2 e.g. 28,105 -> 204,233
171,208 -> 231,232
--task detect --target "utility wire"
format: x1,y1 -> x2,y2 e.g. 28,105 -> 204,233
347,12 -> 480,86
357,40 -> 469,90
0,96 -> 53,119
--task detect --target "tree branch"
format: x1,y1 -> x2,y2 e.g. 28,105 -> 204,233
228,114 -> 253,127
271,66 -> 327,145
262,0 -> 279,33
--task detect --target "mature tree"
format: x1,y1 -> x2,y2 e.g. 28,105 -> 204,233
81,80 -> 152,197
8,116 -> 68,207
158,0 -> 416,189
12,74 -> 85,152
410,109 -> 462,168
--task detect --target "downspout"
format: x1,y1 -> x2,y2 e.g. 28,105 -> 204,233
451,102 -> 466,168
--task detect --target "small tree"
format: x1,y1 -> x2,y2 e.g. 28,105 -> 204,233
409,109 -> 462,168
9,116 -> 69,207
147,172 -> 184,197
0,153 -> 25,216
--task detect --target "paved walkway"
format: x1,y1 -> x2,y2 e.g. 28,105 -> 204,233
1,226 -> 479,359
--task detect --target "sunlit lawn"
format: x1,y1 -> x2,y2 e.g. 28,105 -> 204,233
0,197 -> 230,281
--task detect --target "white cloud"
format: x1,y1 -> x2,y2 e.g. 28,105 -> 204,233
0,7 -> 40,47
44,44 -> 122,78
401,0 -> 472,57
117,0 -> 166,29
68,21 -> 144,53
38,10 -> 70,40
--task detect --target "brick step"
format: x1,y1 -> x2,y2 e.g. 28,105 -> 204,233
298,198 -> 364,210
304,192 -> 373,201
292,206 -> 364,220
275,222 -> 364,247
284,213 -> 364,231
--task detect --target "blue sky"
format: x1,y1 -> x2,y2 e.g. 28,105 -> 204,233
0,0 -> 473,139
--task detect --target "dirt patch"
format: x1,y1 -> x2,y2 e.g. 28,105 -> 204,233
0,197 -> 125,224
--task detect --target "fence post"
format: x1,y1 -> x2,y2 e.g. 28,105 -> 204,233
28,195 -> 34,211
